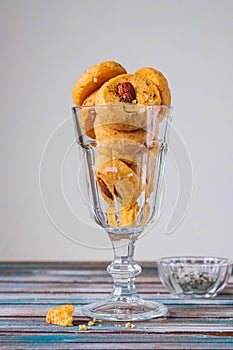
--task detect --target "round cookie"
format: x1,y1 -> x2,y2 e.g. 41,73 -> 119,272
135,67 -> 171,105
95,125 -> 157,158
94,123 -> 157,155
72,61 -> 127,106
96,158 -> 140,206
95,73 -> 161,106
107,201 -> 150,227
107,203 -> 140,227
94,103 -> 151,132
82,89 -> 98,106
94,74 -> 162,131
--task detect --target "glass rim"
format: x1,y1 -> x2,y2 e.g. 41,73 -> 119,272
72,103 -> 174,110
157,256 -> 233,266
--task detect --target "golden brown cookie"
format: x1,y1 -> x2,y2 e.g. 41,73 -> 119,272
72,61 -> 127,106
94,74 -> 162,131
135,67 -> 171,105
95,73 -> 161,106
117,145 -> 158,200
82,89 -> 98,106
96,158 -> 140,206
94,123 -> 157,153
46,305 -> 75,327
107,203 -> 140,227
107,201 -> 150,227
94,103 -> 151,132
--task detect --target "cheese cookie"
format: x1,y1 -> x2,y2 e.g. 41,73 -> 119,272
135,67 -> 171,105
94,123 -> 157,154
72,61 -> 127,106
94,103 -> 150,132
94,74 -> 162,131
82,89 -> 98,106
107,202 -> 140,227
96,158 -> 140,206
107,201 -> 150,227
95,73 -> 161,106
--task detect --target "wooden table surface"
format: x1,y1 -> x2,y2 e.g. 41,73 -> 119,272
0,261 -> 233,349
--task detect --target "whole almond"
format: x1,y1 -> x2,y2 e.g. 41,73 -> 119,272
98,178 -> 113,200
116,82 -> 136,103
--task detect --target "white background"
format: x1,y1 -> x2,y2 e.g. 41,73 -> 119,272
1,0 -> 233,261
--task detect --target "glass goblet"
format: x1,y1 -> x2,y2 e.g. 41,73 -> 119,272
72,103 -> 173,321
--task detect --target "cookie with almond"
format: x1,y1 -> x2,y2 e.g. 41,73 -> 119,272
96,157 -> 140,206
94,73 -> 161,131
95,73 -> 161,106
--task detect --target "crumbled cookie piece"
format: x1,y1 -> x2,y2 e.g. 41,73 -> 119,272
79,324 -> 88,331
46,304 -> 75,327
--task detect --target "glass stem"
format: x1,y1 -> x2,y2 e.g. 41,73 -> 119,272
107,233 -> 142,300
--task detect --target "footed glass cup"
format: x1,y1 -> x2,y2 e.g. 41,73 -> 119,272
73,103 -> 173,321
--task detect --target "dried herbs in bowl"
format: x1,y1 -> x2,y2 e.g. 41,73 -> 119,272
158,256 -> 232,298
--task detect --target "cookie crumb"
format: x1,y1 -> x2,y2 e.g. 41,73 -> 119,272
88,321 -> 95,326
125,322 -> 136,328
79,324 -> 88,331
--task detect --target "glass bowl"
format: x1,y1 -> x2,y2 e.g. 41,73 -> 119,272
157,256 -> 232,298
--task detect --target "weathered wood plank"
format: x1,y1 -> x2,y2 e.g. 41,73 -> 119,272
0,304 -> 233,318
1,342 -> 233,350
1,344 -> 233,350
0,318 -> 232,333
1,333 -> 233,343
1,294 -> 233,306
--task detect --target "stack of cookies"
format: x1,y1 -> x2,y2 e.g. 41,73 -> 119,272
72,61 -> 171,227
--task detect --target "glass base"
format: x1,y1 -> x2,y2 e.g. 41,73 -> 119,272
82,295 -> 168,321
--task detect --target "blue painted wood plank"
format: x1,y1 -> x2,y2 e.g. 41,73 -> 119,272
1,343 -> 233,350
1,316 -> 232,327
1,333 -> 233,343
1,345 -> 233,350
0,319 -> 232,333
1,296 -> 233,306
